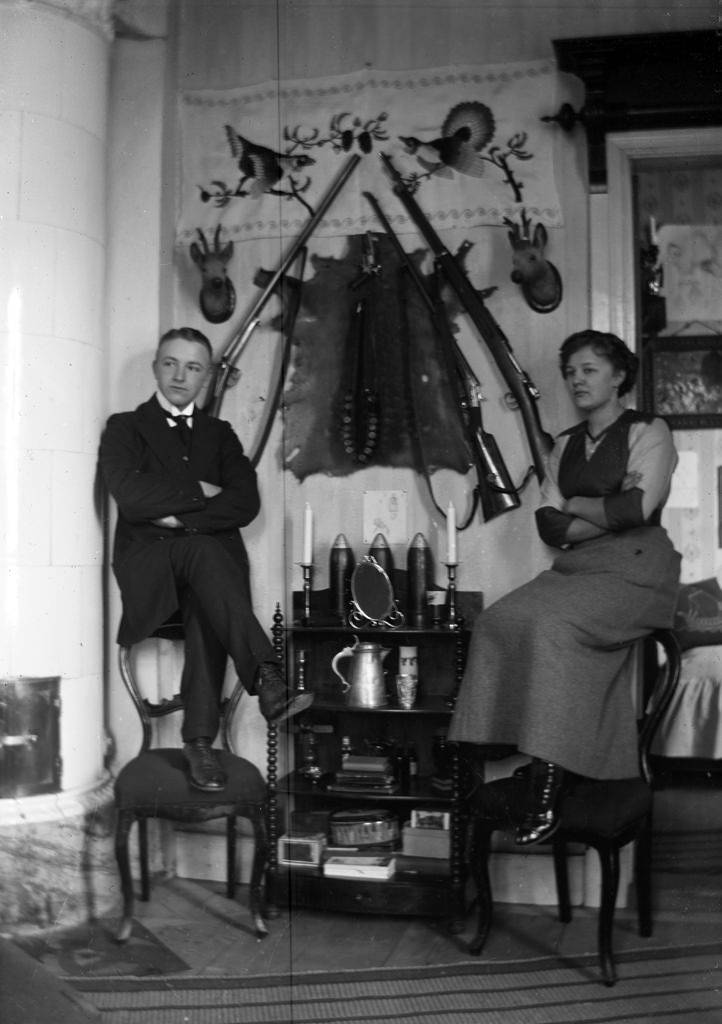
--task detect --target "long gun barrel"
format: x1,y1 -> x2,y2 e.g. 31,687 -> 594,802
379,153 -> 553,480
363,190 -> 520,521
204,153 -> 362,417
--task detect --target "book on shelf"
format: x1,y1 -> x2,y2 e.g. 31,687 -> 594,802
342,755 -> 392,774
326,778 -> 400,794
333,771 -> 397,786
430,775 -> 454,796
323,854 -> 396,880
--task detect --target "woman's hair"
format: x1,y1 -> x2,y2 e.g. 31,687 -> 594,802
559,330 -> 639,397
158,327 -> 213,359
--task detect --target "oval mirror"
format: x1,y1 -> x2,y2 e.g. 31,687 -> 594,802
348,556 -> 404,628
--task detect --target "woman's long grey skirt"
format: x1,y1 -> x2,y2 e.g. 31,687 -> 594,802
448,527 -> 681,779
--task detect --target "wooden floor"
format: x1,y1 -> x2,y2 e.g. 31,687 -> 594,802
112,774 -> 722,980
3,772 -> 719,1024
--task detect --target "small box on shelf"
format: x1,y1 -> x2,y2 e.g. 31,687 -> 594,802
402,824 -> 450,859
323,854 -> 396,880
277,832 -> 327,867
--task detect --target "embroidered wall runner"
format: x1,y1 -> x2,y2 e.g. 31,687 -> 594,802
178,60 -> 564,247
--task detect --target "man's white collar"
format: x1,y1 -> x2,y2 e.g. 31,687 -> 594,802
156,391 -> 195,417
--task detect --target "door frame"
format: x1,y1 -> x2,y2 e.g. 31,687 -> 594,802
599,127 -> 722,345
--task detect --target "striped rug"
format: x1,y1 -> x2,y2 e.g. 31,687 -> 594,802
71,945 -> 722,1024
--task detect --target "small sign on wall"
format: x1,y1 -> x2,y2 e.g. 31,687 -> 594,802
363,490 -> 407,545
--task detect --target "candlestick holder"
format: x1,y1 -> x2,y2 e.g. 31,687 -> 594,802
300,563 -> 313,625
444,562 -> 460,630
298,721 -> 322,783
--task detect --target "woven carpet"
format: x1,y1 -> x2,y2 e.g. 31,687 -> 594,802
70,945 -> 722,1024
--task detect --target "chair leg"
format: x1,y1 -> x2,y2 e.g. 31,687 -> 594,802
115,809 -> 135,943
596,841 -> 620,987
468,820 -> 494,956
553,838 -> 572,923
226,815 -> 237,899
635,818 -> 653,938
138,817 -> 150,902
247,807 -> 269,939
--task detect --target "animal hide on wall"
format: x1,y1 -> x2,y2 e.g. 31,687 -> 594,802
280,233 -> 473,481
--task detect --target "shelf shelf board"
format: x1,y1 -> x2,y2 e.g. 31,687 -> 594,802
298,696 -> 455,715
279,771 -> 456,804
289,622 -> 468,635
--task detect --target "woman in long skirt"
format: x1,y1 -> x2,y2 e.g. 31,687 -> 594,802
448,330 -> 681,845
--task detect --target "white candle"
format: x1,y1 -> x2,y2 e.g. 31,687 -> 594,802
446,502 -> 457,564
302,503 -> 313,564
649,216 -> 658,245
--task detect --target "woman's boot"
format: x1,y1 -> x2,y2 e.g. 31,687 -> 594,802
515,759 -> 565,846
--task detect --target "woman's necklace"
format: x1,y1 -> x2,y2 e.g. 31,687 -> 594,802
584,409 -> 624,459
584,427 -> 609,459
581,403 -> 622,460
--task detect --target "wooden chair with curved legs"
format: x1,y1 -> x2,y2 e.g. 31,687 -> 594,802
113,617 -> 269,943
466,627 -> 682,986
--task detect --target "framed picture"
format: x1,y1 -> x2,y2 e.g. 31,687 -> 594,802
642,336 -> 722,429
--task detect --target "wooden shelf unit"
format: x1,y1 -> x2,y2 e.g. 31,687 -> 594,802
265,587 -> 481,929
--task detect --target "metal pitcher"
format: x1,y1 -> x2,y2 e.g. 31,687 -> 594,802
331,638 -> 391,708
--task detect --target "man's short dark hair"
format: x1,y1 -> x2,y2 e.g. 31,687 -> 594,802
158,327 -> 213,360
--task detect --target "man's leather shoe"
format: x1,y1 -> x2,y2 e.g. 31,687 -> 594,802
183,738 -> 227,791
256,661 -> 314,723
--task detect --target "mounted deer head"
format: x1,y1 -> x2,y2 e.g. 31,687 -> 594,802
190,226 -> 236,324
503,210 -> 562,314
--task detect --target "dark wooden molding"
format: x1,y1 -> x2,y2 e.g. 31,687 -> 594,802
547,30 -> 721,189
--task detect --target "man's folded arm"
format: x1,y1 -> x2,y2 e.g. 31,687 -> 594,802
99,415 -> 206,522
172,421 -> 261,533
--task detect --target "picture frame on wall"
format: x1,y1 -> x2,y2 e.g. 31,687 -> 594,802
642,335 -> 722,429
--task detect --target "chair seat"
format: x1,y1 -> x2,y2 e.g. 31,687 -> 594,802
472,773 -> 651,839
466,629 -> 681,987
115,748 -> 267,820
558,777 -> 650,837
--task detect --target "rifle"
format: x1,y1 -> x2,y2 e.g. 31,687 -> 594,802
379,153 -> 554,481
203,153 -> 362,417
363,190 -> 520,522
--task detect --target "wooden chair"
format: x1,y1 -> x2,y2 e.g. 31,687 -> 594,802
466,627 -> 682,986
114,618 -> 269,943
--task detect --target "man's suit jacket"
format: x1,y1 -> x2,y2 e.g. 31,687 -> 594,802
99,395 -> 260,646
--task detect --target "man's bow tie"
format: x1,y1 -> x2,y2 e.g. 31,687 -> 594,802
169,413 -> 192,447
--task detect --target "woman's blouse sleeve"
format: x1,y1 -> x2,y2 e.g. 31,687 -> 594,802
604,417 -> 678,529
535,435 -> 574,547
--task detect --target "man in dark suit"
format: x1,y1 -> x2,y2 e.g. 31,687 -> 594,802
100,327 -> 312,791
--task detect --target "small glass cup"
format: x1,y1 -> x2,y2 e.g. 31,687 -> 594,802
396,673 -> 418,709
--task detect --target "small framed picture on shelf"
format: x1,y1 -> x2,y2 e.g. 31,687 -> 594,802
642,335 -> 722,429
410,809 -> 451,831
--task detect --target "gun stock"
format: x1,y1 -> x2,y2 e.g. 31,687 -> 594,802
467,385 -> 521,520
203,153 -> 361,417
380,153 -> 553,481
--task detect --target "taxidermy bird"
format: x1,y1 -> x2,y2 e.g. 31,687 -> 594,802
224,125 -> 316,197
399,101 -> 495,179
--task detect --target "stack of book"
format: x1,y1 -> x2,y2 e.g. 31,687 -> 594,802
325,754 -> 399,794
